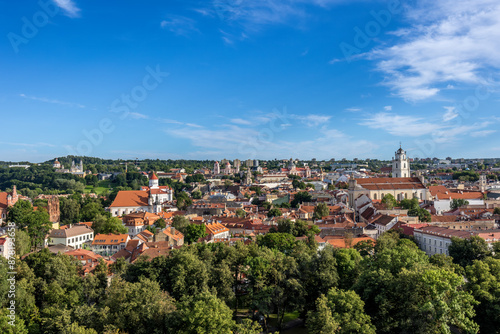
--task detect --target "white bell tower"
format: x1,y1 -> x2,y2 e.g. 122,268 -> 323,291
392,144 -> 410,178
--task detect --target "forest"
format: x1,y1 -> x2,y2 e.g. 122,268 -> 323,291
2,230 -> 500,334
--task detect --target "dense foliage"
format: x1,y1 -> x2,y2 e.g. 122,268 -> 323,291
3,229 -> 500,333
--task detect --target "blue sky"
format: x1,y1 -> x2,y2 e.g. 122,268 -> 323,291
1,0 -> 499,162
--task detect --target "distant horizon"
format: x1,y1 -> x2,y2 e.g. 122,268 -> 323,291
3,153 -> 499,165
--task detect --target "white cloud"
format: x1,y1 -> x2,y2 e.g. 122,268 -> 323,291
384,106 -> 392,111
442,106 -> 458,122
345,107 -> 362,112
370,0 -> 500,101
231,118 -> 252,125
159,118 -> 202,128
360,112 -> 494,144
126,112 -> 148,119
360,112 -> 440,137
470,129 -> 496,137
0,142 -> 56,148
53,0 -> 81,18
167,122 -> 376,159
19,93 -> 85,108
292,114 -> 331,126
161,16 -> 198,35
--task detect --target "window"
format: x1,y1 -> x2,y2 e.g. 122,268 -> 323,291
374,193 -> 377,200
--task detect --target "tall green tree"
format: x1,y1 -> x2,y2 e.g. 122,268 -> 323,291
173,291 -> 235,334
449,236 -> 491,268
310,288 -> 375,334
465,257 -> 500,333
313,203 -> 330,220
381,194 -> 397,210
306,295 -> 340,334
184,224 -> 207,244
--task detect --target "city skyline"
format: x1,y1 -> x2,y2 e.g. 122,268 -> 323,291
2,0 -> 500,162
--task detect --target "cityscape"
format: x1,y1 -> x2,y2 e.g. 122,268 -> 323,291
2,1 -> 500,334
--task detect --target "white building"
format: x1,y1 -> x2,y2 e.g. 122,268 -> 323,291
109,172 -> 174,216
413,226 -> 474,256
91,233 -> 130,256
0,237 -> 12,258
47,224 -> 94,249
414,226 -> 500,256
213,161 -> 220,175
392,146 -> 410,178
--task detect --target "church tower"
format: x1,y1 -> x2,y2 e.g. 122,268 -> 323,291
149,172 -> 159,189
392,145 -> 410,178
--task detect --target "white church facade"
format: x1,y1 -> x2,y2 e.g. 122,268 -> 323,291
348,146 -> 429,208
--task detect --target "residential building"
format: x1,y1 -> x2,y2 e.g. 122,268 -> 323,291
92,233 -> 130,256
206,222 -> 230,239
47,224 -> 94,249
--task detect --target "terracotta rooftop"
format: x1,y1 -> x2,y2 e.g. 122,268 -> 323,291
92,233 -> 129,245
356,177 -> 425,190
110,190 -> 149,208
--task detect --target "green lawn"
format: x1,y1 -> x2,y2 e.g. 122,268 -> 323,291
83,181 -> 111,195
268,311 -> 300,327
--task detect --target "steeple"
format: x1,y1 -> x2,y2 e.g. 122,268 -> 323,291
392,145 -> 410,178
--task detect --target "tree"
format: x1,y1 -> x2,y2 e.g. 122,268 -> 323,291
257,233 -> 296,253
60,198 -> 81,225
448,236 -> 491,268
100,217 -> 127,234
465,257 -> 500,333
353,239 -> 375,257
235,209 -> 247,218
172,215 -> 190,234
192,190 -> 202,199
494,207 -> 500,215
267,208 -> 282,218
355,238 -> 478,333
291,191 -> 312,207
451,198 -> 470,210
315,288 -> 375,334
154,218 -> 166,229
306,295 -> 340,334
176,192 -> 192,210
407,207 -> 431,222
6,199 -> 32,224
105,278 -> 176,334
14,229 -> 31,256
381,194 -> 397,210
80,202 -> 104,222
173,291 -> 235,334
313,203 -> 329,220
26,209 -> 52,249
184,224 -> 207,244
334,248 -> 362,290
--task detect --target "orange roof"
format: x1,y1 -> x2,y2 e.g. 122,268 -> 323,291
356,177 -> 425,190
206,222 -> 229,235
150,172 -> 158,180
326,236 -> 375,248
110,190 -> 149,208
92,233 -> 129,245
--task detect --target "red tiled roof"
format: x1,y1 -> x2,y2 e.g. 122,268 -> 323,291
109,190 -> 149,208
92,233 -> 129,245
356,177 -> 425,190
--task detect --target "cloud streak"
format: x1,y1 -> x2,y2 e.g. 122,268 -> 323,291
53,0 -> 81,18
19,93 -> 85,108
370,0 -> 500,101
